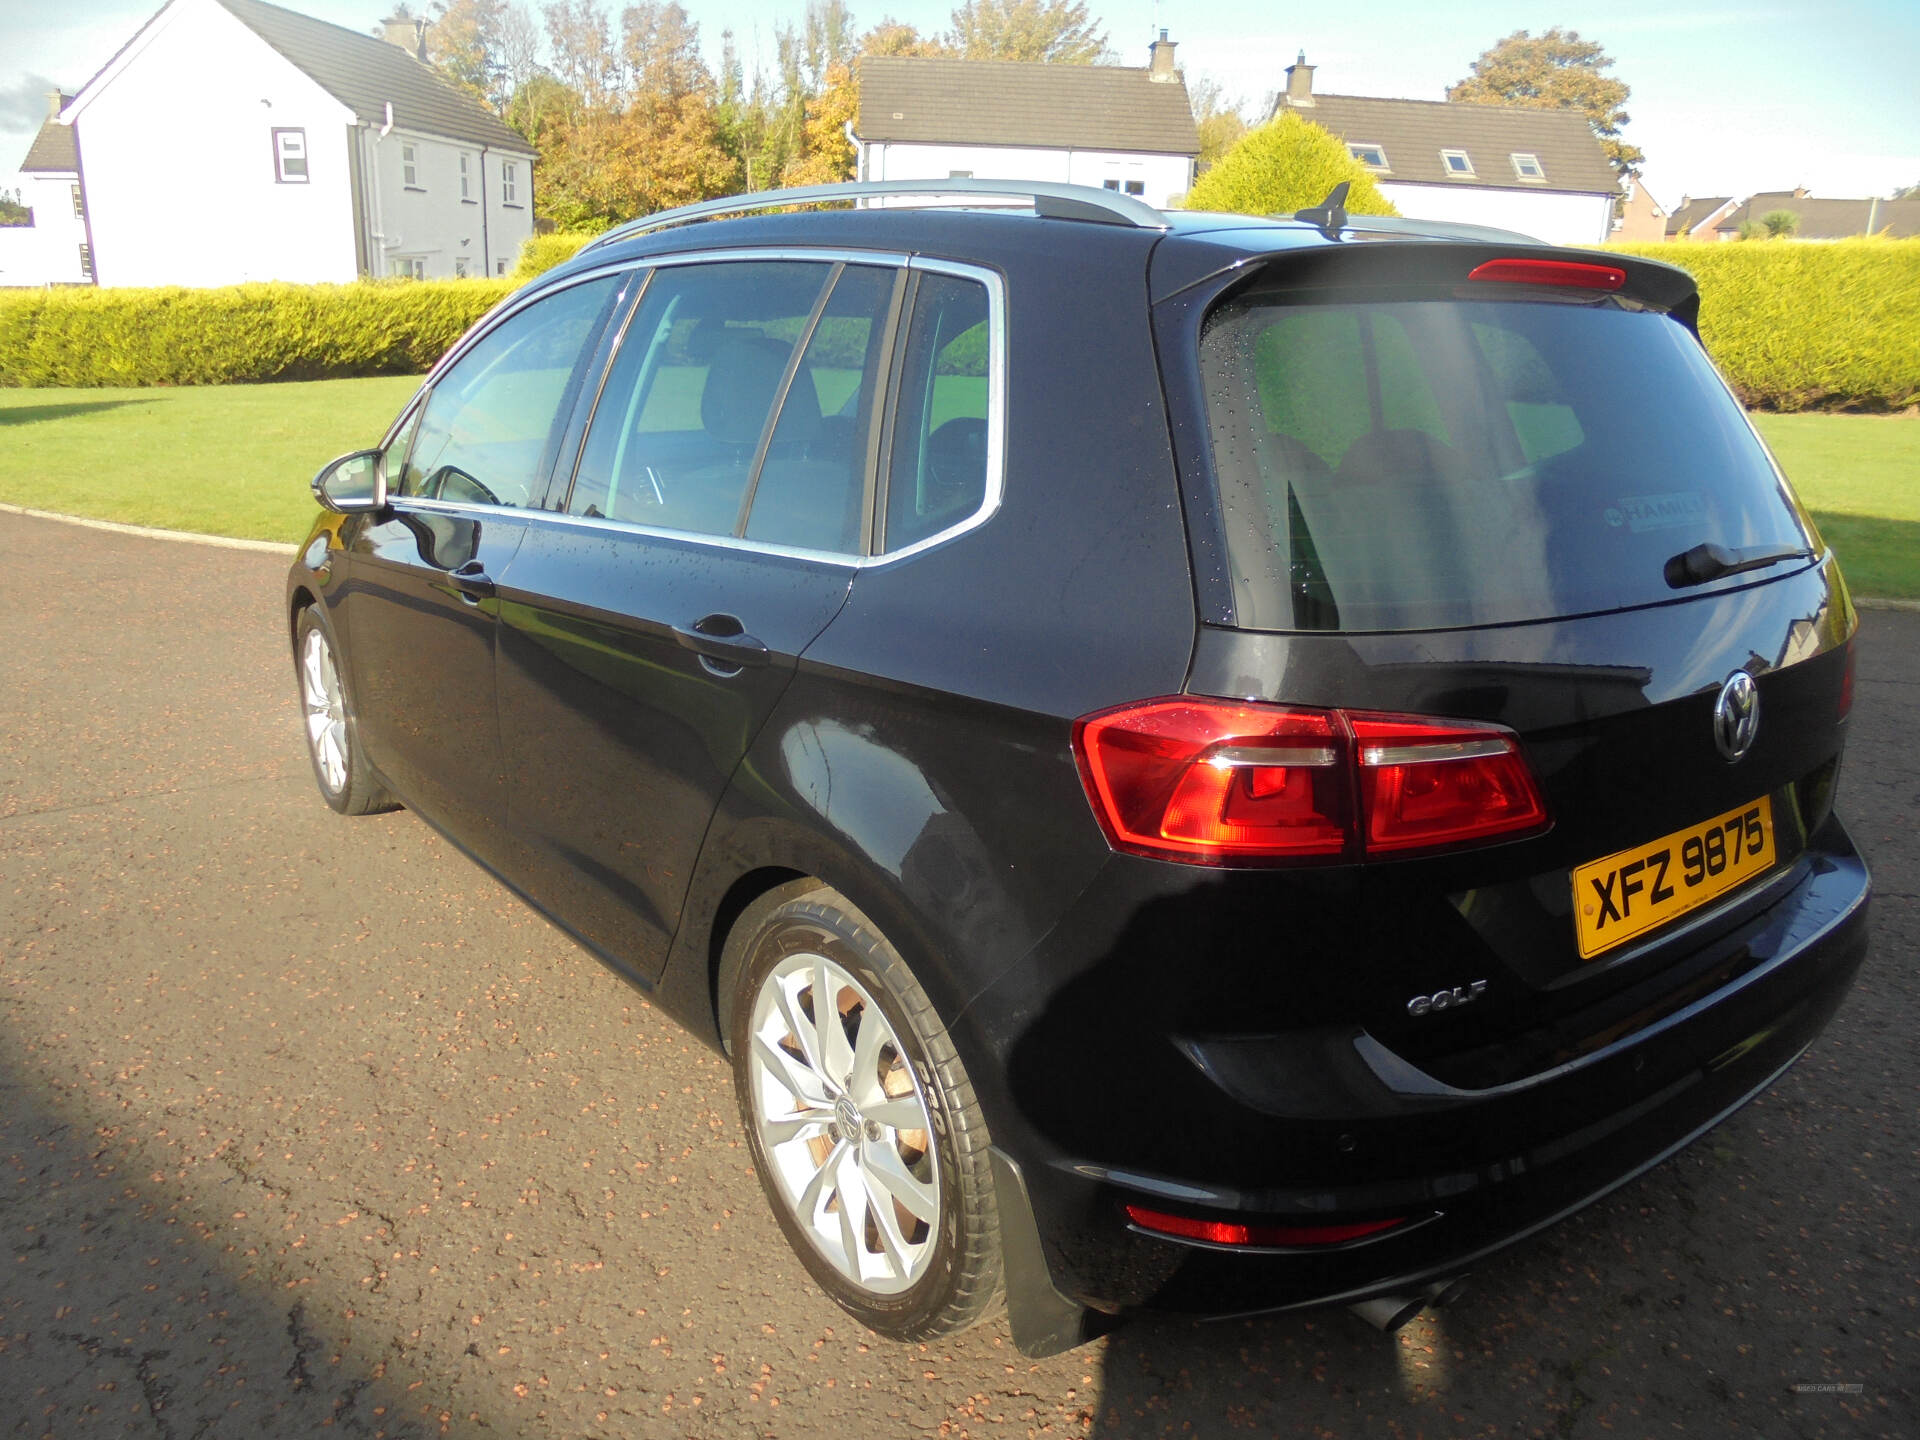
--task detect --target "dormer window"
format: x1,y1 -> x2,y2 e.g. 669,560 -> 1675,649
1440,149 -> 1475,177
1511,153 -> 1546,181
1347,143 -> 1389,170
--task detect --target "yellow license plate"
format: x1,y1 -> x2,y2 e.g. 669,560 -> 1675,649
1572,795 -> 1775,960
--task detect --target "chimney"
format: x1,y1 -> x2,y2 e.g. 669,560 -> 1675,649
47,89 -> 64,120
1148,28 -> 1177,81
381,17 -> 430,60
1792,185 -> 1809,199
1285,51 -> 1315,106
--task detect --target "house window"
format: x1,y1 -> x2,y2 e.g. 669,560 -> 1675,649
1440,149 -> 1475,177
1511,152 -> 1545,181
501,160 -> 520,207
459,153 -> 473,202
70,184 -> 85,219
1102,179 -> 1120,190
78,243 -> 93,280
399,256 -> 425,279
454,256 -> 469,277
1347,143 -> 1389,170
496,258 -> 508,276
1123,179 -> 1145,197
402,142 -> 420,189
948,169 -> 972,179
272,127 -> 308,183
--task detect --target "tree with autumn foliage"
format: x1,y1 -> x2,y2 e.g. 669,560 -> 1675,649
1447,28 -> 1644,177
946,0 -> 1107,63
512,0 -> 735,230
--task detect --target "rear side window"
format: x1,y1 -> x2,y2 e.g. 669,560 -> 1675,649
882,272 -> 992,553
1199,295 -> 1812,631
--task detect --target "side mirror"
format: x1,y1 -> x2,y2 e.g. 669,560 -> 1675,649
311,450 -> 387,513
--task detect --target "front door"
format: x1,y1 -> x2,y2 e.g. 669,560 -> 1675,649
343,272 -> 625,860
494,258 -> 903,978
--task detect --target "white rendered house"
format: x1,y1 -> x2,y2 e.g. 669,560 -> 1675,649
1271,56 -> 1622,247
50,0 -> 535,287
0,93 -> 93,288
852,36 -> 1199,211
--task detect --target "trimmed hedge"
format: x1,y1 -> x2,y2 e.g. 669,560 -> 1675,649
3,237 -> 1913,408
1610,239 -> 1920,412
509,231 -> 597,282
0,279 -> 511,388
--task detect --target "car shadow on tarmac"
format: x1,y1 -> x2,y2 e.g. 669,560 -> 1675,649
0,1062 -> 470,1439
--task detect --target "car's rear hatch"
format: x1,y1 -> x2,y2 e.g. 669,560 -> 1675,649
1148,229 -> 1857,1092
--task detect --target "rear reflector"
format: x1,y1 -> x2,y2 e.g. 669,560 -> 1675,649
1074,697 -> 1548,865
1125,1203 -> 1407,1248
1467,257 -> 1626,291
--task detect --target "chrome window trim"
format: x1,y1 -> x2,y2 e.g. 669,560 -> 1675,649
396,495 -> 864,569
373,248 -> 1004,569
877,255 -> 1007,565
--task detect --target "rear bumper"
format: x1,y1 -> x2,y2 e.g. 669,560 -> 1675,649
990,814 -> 1870,1323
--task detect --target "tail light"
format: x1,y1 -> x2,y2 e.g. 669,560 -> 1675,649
1074,697 -> 1548,865
1124,1203 -> 1407,1248
1351,714 -> 1549,853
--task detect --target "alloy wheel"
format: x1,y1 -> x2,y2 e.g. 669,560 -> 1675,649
300,626 -> 349,797
746,950 -> 942,1295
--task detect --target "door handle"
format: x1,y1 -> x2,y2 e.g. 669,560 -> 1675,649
450,559 -> 495,601
673,614 -> 770,673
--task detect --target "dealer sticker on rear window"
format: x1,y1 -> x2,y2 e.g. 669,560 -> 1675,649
1572,795 -> 1776,960
1605,491 -> 1709,533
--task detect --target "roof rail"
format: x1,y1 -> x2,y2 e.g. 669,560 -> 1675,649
581,178 -> 1168,254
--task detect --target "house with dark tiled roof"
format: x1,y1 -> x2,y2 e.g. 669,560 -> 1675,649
1713,189 -> 1920,241
42,0 -> 535,287
852,33 -> 1200,210
1664,195 -> 1738,241
1268,55 -> 1621,246
0,92 -> 92,287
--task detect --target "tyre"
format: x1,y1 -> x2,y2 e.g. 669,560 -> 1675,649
294,606 -> 396,816
723,883 -> 1002,1340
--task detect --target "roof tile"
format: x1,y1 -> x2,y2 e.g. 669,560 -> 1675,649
1278,94 -> 1619,195
857,56 -> 1198,156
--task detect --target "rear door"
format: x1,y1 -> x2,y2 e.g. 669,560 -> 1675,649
1170,254 -> 1855,1082
342,272 -> 625,859
493,255 -> 905,979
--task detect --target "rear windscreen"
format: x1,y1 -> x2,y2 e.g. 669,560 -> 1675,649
1198,295 -> 1814,631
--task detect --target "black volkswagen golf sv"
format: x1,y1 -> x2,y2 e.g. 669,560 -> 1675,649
289,181 -> 1869,1356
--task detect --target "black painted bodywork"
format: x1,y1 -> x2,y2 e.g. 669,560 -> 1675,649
288,206 -> 1870,1352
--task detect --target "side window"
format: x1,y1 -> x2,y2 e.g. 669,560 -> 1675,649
566,261 -> 832,538
398,275 -> 619,508
882,272 -> 992,552
744,265 -> 898,553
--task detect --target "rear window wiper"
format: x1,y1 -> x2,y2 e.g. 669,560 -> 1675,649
1664,541 -> 1816,589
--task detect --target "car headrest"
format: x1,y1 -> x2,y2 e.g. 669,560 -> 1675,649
701,334 -> 792,447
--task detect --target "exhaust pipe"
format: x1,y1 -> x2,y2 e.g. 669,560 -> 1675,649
1348,1276 -> 1468,1332
1347,1293 -> 1427,1332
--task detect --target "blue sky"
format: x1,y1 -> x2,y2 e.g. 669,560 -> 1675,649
5,0 -> 1917,210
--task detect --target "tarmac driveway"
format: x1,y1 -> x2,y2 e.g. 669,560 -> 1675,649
1,509 -> 1913,1439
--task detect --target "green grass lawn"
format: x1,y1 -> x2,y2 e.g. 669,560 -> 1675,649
0,378 -> 422,543
1,382 -> 1914,597
1752,414 -> 1920,601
